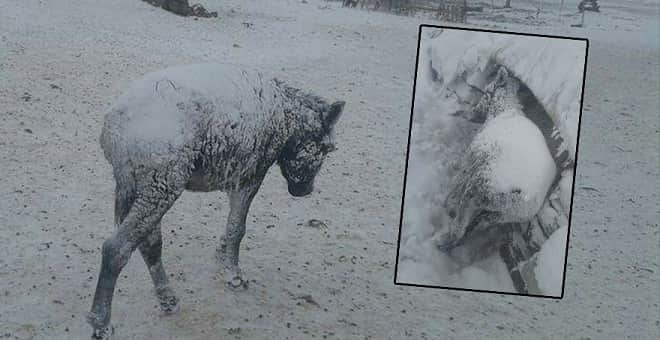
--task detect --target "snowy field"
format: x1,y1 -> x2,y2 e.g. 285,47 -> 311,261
1,0 -> 658,339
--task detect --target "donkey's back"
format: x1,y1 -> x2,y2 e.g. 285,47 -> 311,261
100,63 -> 287,170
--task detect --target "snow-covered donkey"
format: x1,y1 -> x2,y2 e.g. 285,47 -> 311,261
437,66 -> 556,257
88,63 -> 345,339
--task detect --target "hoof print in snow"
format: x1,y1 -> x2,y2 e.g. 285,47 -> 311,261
295,294 -> 321,308
305,219 -> 327,229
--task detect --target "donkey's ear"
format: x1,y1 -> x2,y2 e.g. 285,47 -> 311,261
494,66 -> 508,87
323,100 -> 345,130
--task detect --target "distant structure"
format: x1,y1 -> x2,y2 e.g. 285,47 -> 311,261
339,0 -> 469,23
434,0 -> 468,23
342,0 -> 359,7
578,0 -> 599,12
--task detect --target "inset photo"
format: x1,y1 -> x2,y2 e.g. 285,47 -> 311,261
395,25 -> 588,298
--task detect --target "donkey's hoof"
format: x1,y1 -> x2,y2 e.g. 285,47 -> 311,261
159,303 -> 180,316
87,312 -> 113,339
158,294 -> 180,315
225,275 -> 249,290
155,286 -> 179,314
91,325 -> 114,340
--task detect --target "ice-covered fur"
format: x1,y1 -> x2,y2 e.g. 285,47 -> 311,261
436,146 -> 517,253
454,66 -> 522,123
88,63 -> 345,339
437,66 -> 555,254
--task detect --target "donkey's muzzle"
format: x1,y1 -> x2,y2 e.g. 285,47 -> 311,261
288,181 -> 314,197
435,232 -> 460,252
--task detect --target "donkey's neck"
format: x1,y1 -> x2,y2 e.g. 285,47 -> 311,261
276,80 -> 327,111
275,79 -> 326,136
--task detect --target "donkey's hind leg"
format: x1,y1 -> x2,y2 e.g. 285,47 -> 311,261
88,170 -> 184,339
139,225 -> 179,314
114,176 -> 177,308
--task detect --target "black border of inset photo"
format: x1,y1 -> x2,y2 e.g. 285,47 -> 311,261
393,24 -> 589,299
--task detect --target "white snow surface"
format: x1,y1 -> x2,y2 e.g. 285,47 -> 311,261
534,225 -> 569,296
427,29 -> 587,161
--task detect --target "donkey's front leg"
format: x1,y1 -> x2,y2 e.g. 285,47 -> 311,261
218,182 -> 261,290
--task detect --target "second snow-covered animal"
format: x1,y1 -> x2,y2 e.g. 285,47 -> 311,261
438,67 -> 556,253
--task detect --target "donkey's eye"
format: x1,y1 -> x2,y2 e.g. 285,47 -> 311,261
321,143 -> 336,153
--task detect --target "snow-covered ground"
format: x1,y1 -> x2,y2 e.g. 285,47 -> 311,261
1,0 -> 658,339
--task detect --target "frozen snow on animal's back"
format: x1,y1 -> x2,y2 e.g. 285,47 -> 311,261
118,63 -> 278,126
472,109 -> 557,220
104,63 -> 282,162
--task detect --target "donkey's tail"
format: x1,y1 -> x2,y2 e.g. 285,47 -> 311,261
114,169 -> 137,227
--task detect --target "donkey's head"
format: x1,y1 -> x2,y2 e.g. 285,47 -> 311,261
279,99 -> 345,197
449,64 -> 518,123
436,150 -> 502,251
